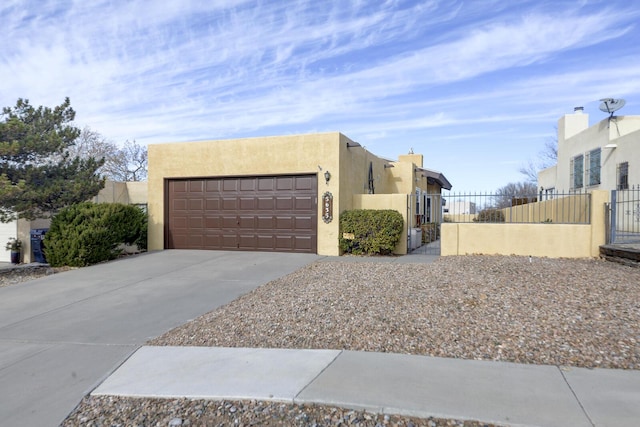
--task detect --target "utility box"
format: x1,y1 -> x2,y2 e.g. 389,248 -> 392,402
30,228 -> 48,264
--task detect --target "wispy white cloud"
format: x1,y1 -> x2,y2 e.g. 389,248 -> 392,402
1,0 -> 639,190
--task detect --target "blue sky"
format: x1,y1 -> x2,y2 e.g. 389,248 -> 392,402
2,0 -> 639,191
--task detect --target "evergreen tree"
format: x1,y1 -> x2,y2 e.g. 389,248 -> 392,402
0,97 -> 104,221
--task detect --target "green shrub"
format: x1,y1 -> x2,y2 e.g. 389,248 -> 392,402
339,209 -> 404,255
473,208 -> 505,223
44,202 -> 148,267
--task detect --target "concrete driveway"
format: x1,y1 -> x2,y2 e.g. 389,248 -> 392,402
0,250 -> 319,426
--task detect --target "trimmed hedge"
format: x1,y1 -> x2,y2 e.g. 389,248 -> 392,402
339,209 -> 404,255
44,202 -> 148,267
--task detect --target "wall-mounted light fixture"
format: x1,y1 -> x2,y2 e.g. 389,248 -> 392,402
383,164 -> 394,168
604,143 -> 617,149
324,170 -> 331,184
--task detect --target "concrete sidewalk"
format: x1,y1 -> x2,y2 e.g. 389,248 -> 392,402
92,346 -> 640,427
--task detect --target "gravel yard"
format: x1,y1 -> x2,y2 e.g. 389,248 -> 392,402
63,255 -> 639,426
0,264 -> 70,287
151,255 -> 639,370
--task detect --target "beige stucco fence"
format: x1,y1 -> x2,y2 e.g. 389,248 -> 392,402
441,191 -> 609,258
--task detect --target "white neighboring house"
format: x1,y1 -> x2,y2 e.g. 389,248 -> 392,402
443,200 -> 476,215
538,107 -> 640,194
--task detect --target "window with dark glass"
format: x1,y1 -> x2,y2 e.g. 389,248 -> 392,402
617,162 -> 629,190
570,154 -> 583,189
586,148 -> 601,186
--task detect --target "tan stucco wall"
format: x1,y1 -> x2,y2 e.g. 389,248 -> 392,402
441,191 -> 609,258
148,133 -> 345,256
148,133 -> 442,256
441,223 -> 594,258
93,181 -> 148,205
353,194 -> 409,254
125,181 -> 148,205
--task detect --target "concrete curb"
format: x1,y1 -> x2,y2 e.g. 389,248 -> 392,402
92,346 -> 640,427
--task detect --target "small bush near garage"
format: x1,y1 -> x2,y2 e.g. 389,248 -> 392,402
339,209 -> 404,255
473,208 -> 506,223
44,202 -> 148,267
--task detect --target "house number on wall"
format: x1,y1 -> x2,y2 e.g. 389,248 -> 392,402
322,192 -> 333,223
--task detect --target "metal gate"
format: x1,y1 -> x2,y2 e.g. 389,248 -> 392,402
607,186 -> 640,244
407,192 -> 442,255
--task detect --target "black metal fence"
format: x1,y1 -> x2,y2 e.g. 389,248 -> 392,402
608,186 -> 640,244
441,191 -> 591,224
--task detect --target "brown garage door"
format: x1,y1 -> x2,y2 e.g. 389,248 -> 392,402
166,175 -> 317,253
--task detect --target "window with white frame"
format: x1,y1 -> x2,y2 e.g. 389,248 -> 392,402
585,148 -> 601,186
617,162 -> 629,190
570,154 -> 584,189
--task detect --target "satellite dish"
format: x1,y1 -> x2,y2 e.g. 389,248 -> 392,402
599,98 -> 626,114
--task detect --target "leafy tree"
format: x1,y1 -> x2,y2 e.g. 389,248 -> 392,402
68,128 -> 147,182
493,182 -> 539,209
0,98 -> 105,221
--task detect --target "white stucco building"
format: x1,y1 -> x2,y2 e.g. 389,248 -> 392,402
539,107 -> 640,193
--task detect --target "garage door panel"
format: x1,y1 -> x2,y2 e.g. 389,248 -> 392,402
295,176 -> 314,190
205,199 -> 220,210
240,179 -> 256,191
205,216 -> 221,228
219,234 -> 236,249
295,196 -> 313,210
169,233 -> 188,248
222,198 -> 237,210
257,216 -> 274,229
238,234 -> 257,248
238,216 -> 255,228
203,234 -> 222,248
171,217 -> 188,229
239,197 -> 256,210
258,178 -> 274,191
167,175 -> 317,253
223,180 -> 238,192
189,180 -> 204,193
275,235 -> 293,250
295,216 -> 313,229
222,216 -> 238,228
276,216 -> 293,229
294,235 -> 314,251
171,181 -> 188,192
206,180 -> 221,192
276,197 -> 293,210
188,199 -> 203,210
188,216 -> 203,229
173,199 -> 188,211
256,235 -> 274,249
257,197 -> 274,209
276,177 -> 294,190
187,234 -> 203,247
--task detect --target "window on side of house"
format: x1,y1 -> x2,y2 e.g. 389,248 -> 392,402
585,148 -> 601,186
617,161 -> 629,190
544,187 -> 555,200
570,154 -> 584,189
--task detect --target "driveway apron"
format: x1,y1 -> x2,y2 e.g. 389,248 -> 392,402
0,250 -> 319,427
